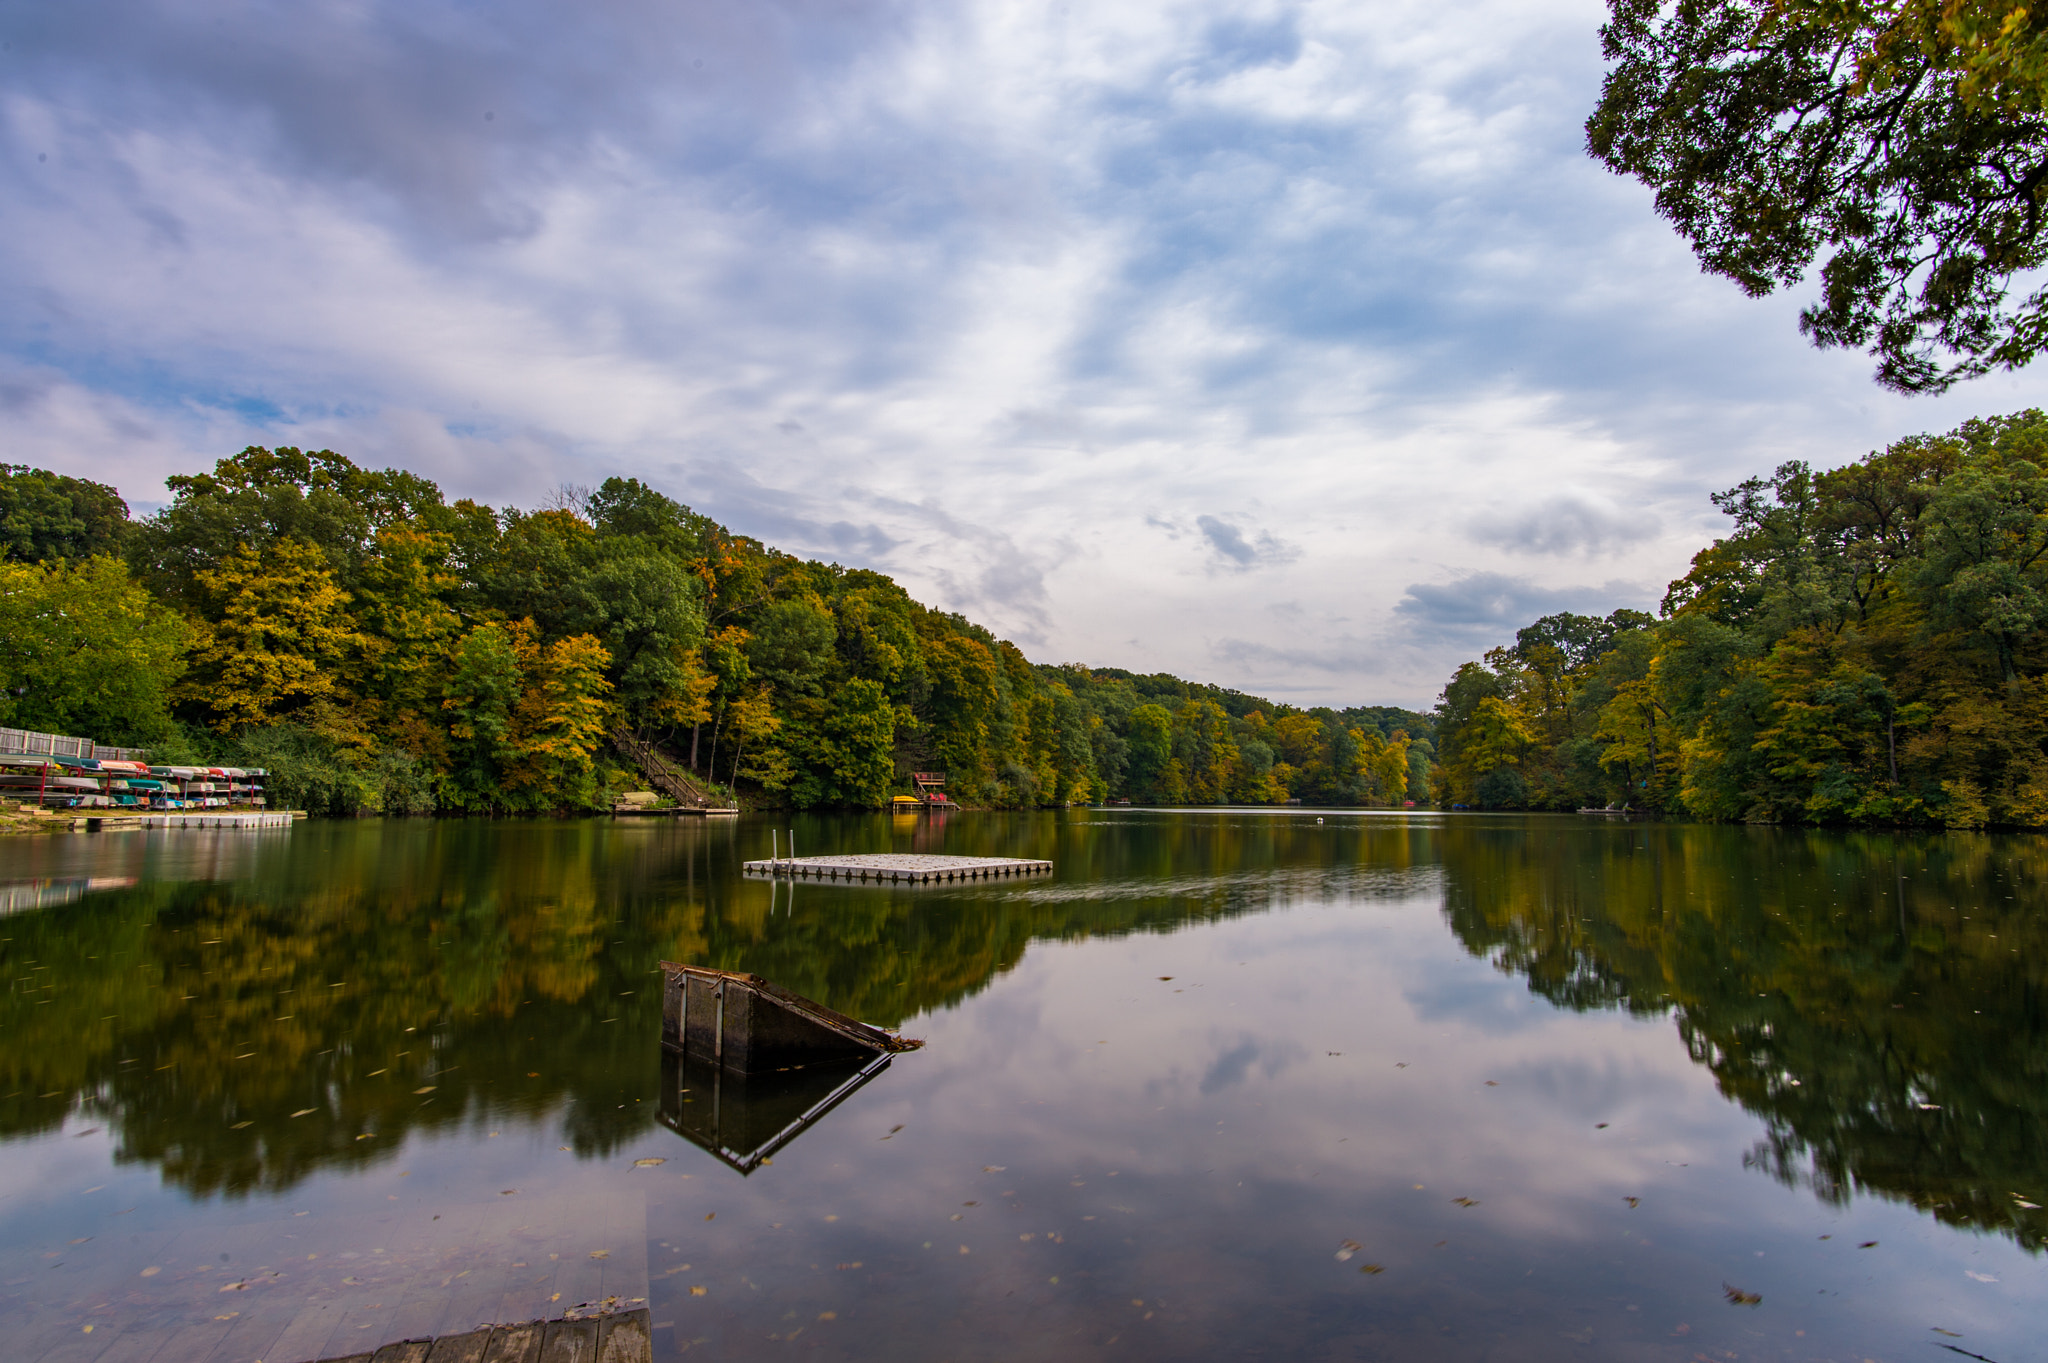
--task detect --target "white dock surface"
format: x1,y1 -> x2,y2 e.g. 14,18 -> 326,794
741,853 -> 1052,882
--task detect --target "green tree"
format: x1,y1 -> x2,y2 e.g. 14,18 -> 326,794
0,556 -> 188,743
0,465 -> 130,563
441,622 -> 527,811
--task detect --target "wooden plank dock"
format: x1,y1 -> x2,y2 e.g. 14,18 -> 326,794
739,853 -> 1052,883
289,1309 -> 650,1363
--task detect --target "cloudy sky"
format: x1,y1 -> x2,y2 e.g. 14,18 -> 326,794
1,0 -> 2040,708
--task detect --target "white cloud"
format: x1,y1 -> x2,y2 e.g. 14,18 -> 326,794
1,0 -> 2042,708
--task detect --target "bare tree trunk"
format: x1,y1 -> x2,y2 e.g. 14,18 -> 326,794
706,704 -> 725,785
690,722 -> 701,774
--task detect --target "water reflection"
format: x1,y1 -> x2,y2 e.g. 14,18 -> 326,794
659,1050 -> 895,1174
2,810 -> 2044,1271
1437,819 -> 2048,1250
3,814 -> 1413,1195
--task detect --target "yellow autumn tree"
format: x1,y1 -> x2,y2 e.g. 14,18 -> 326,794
184,538 -> 367,734
505,631 -> 614,809
351,525 -> 464,756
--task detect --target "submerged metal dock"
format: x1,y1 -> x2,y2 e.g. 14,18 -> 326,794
740,853 -> 1052,883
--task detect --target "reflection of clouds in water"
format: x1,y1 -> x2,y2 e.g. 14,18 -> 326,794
657,887 -> 1982,1359
1196,1033 -> 1306,1095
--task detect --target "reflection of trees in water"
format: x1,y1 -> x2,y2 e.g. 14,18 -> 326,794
0,813 -> 1431,1198
1439,821 -> 2048,1250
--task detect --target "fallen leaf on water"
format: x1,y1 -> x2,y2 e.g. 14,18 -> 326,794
690,1286 -> 707,1297
705,1212 -> 716,1221
219,1282 -> 247,1292
1157,977 -> 1172,981
290,1109 -> 316,1119
214,1312 -> 239,1321
950,1214 -> 963,1221
1394,1063 -> 1407,1069
1359,1263 -> 1385,1275
1624,1197 -> 1640,1209
632,1158 -> 666,1168
880,1125 -> 905,1140
1595,1122 -> 1609,1129
501,1190 -> 516,1196
139,1267 -> 159,1278
80,1325 -> 93,1334
2014,1199 -> 2041,1210
1452,1197 -> 1479,1208
837,1262 -> 863,1270
590,1251 -> 610,1260
230,1121 -> 252,1130
1933,1328 -> 1963,1337
818,1312 -> 836,1321
73,1127 -> 99,1137
1335,1240 -> 1362,1262
1484,1081 -> 1499,1087
982,1166 -> 1006,1173
342,1276 -> 363,1285
69,1237 -> 91,1245
1966,1270 -> 1998,1283
958,1246 -> 970,1255
550,1293 -> 561,1303
1722,1284 -> 1761,1307
413,1087 -> 436,1095
1859,1241 -> 1878,1249
528,1072 -> 540,1078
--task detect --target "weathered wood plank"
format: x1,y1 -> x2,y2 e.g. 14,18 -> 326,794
422,1326 -> 494,1363
594,1310 -> 652,1363
476,1321 -> 544,1363
369,1341 -> 433,1363
535,1318 -> 600,1363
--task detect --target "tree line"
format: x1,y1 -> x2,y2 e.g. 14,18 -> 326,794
1433,408 -> 2048,827
0,447 -> 1432,814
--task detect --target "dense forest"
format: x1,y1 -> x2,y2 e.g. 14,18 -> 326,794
0,447 -> 1431,815
1433,408 -> 2048,827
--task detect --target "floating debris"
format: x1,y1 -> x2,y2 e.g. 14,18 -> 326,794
1723,1284 -> 1761,1306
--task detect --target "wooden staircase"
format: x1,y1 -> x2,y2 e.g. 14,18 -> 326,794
611,728 -> 735,810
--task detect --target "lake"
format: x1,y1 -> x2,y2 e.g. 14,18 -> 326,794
1,810 -> 2043,1362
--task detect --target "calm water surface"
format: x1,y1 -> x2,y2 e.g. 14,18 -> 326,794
2,811 -> 2044,1362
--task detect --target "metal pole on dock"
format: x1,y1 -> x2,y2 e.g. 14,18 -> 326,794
772,829 -> 778,867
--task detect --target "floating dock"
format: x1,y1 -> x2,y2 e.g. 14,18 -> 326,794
76,811 -> 296,831
740,853 -> 1052,883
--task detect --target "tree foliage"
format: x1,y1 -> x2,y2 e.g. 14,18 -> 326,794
1432,407 -> 2048,826
0,447 -> 1436,812
1588,0 -> 2048,391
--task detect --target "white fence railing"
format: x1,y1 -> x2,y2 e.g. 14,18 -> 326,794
0,728 -> 148,762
